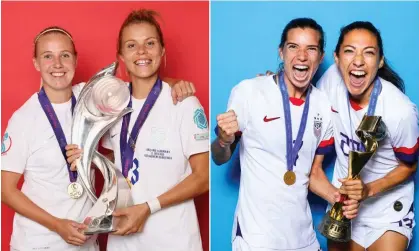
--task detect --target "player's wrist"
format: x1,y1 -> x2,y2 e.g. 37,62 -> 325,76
218,137 -> 232,148
49,216 -> 62,233
365,183 -> 375,199
146,198 -> 161,215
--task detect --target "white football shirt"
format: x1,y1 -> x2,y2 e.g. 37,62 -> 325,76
317,64 -> 418,224
1,83 -> 98,251
102,82 -> 209,251
227,75 -> 334,250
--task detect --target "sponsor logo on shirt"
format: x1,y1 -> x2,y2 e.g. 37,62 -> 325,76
1,132 -> 12,156
331,107 -> 339,113
194,108 -> 208,129
263,115 -> 280,122
194,132 -> 209,141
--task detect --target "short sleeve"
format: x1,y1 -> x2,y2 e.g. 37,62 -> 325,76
315,114 -> 335,155
180,97 -> 209,159
391,104 -> 419,164
1,113 -> 30,174
226,80 -> 251,132
316,64 -> 340,94
72,82 -> 86,99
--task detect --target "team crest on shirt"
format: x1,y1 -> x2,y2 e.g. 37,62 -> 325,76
1,132 -> 12,156
313,114 -> 322,139
194,108 -> 208,129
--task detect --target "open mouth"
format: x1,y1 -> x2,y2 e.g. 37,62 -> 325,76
134,59 -> 152,66
292,65 -> 309,80
349,70 -> 367,87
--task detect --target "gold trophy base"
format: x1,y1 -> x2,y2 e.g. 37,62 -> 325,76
319,210 -> 351,242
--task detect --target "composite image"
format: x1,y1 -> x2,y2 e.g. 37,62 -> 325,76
1,1 -> 419,251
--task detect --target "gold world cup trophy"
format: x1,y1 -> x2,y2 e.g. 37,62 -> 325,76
319,115 -> 387,242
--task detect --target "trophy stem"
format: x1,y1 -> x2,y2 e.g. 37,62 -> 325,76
319,115 -> 387,242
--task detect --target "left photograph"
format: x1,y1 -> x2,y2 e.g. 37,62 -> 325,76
1,1 -> 209,251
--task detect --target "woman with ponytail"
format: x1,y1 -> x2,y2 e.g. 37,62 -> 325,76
317,21 -> 418,251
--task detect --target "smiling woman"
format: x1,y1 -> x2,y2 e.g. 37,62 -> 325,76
279,19 -> 325,95
92,9 -> 210,251
318,21 -> 418,251
33,27 -> 78,97
1,26 -> 99,251
210,18 -> 355,251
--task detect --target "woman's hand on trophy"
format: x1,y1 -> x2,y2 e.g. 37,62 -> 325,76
342,199 -> 360,220
65,144 -> 83,171
169,79 -> 196,105
54,218 -> 88,246
112,203 -> 151,236
338,178 -> 369,201
332,192 -> 359,219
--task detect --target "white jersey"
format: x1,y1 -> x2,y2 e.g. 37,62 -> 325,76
102,82 -> 209,251
227,75 -> 334,250
317,64 -> 418,225
1,83 -> 98,251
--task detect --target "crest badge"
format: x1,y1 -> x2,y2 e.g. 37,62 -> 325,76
313,114 -> 322,139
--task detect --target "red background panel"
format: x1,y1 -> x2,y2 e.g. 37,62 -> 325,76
1,1 -> 209,251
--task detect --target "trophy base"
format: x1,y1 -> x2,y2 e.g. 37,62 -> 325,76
318,211 -> 351,242
84,215 -> 116,235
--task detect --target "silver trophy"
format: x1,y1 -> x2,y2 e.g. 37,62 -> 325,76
71,62 -> 133,234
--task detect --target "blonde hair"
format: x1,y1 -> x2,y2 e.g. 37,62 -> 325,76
33,26 -> 77,57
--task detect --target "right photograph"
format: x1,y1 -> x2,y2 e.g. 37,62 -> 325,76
210,1 -> 419,251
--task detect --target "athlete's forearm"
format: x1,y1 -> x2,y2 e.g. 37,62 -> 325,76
309,169 -> 338,204
211,137 -> 236,165
1,182 -> 59,232
156,152 -> 209,209
308,155 -> 338,204
366,162 -> 417,198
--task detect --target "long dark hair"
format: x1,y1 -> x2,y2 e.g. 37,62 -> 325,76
334,21 -> 404,93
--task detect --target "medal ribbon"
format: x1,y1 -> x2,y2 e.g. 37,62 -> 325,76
346,78 -> 382,150
120,78 -> 162,178
277,72 -> 311,172
38,87 -> 77,182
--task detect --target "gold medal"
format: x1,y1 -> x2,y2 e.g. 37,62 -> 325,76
284,171 -> 296,185
67,182 -> 84,199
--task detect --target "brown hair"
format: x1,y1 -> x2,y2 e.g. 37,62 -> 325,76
33,26 -> 77,57
117,9 -> 165,55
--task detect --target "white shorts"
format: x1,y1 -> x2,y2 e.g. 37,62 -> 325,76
232,236 -> 321,251
351,205 -> 414,248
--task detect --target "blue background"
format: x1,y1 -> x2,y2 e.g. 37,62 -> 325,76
210,1 -> 419,250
